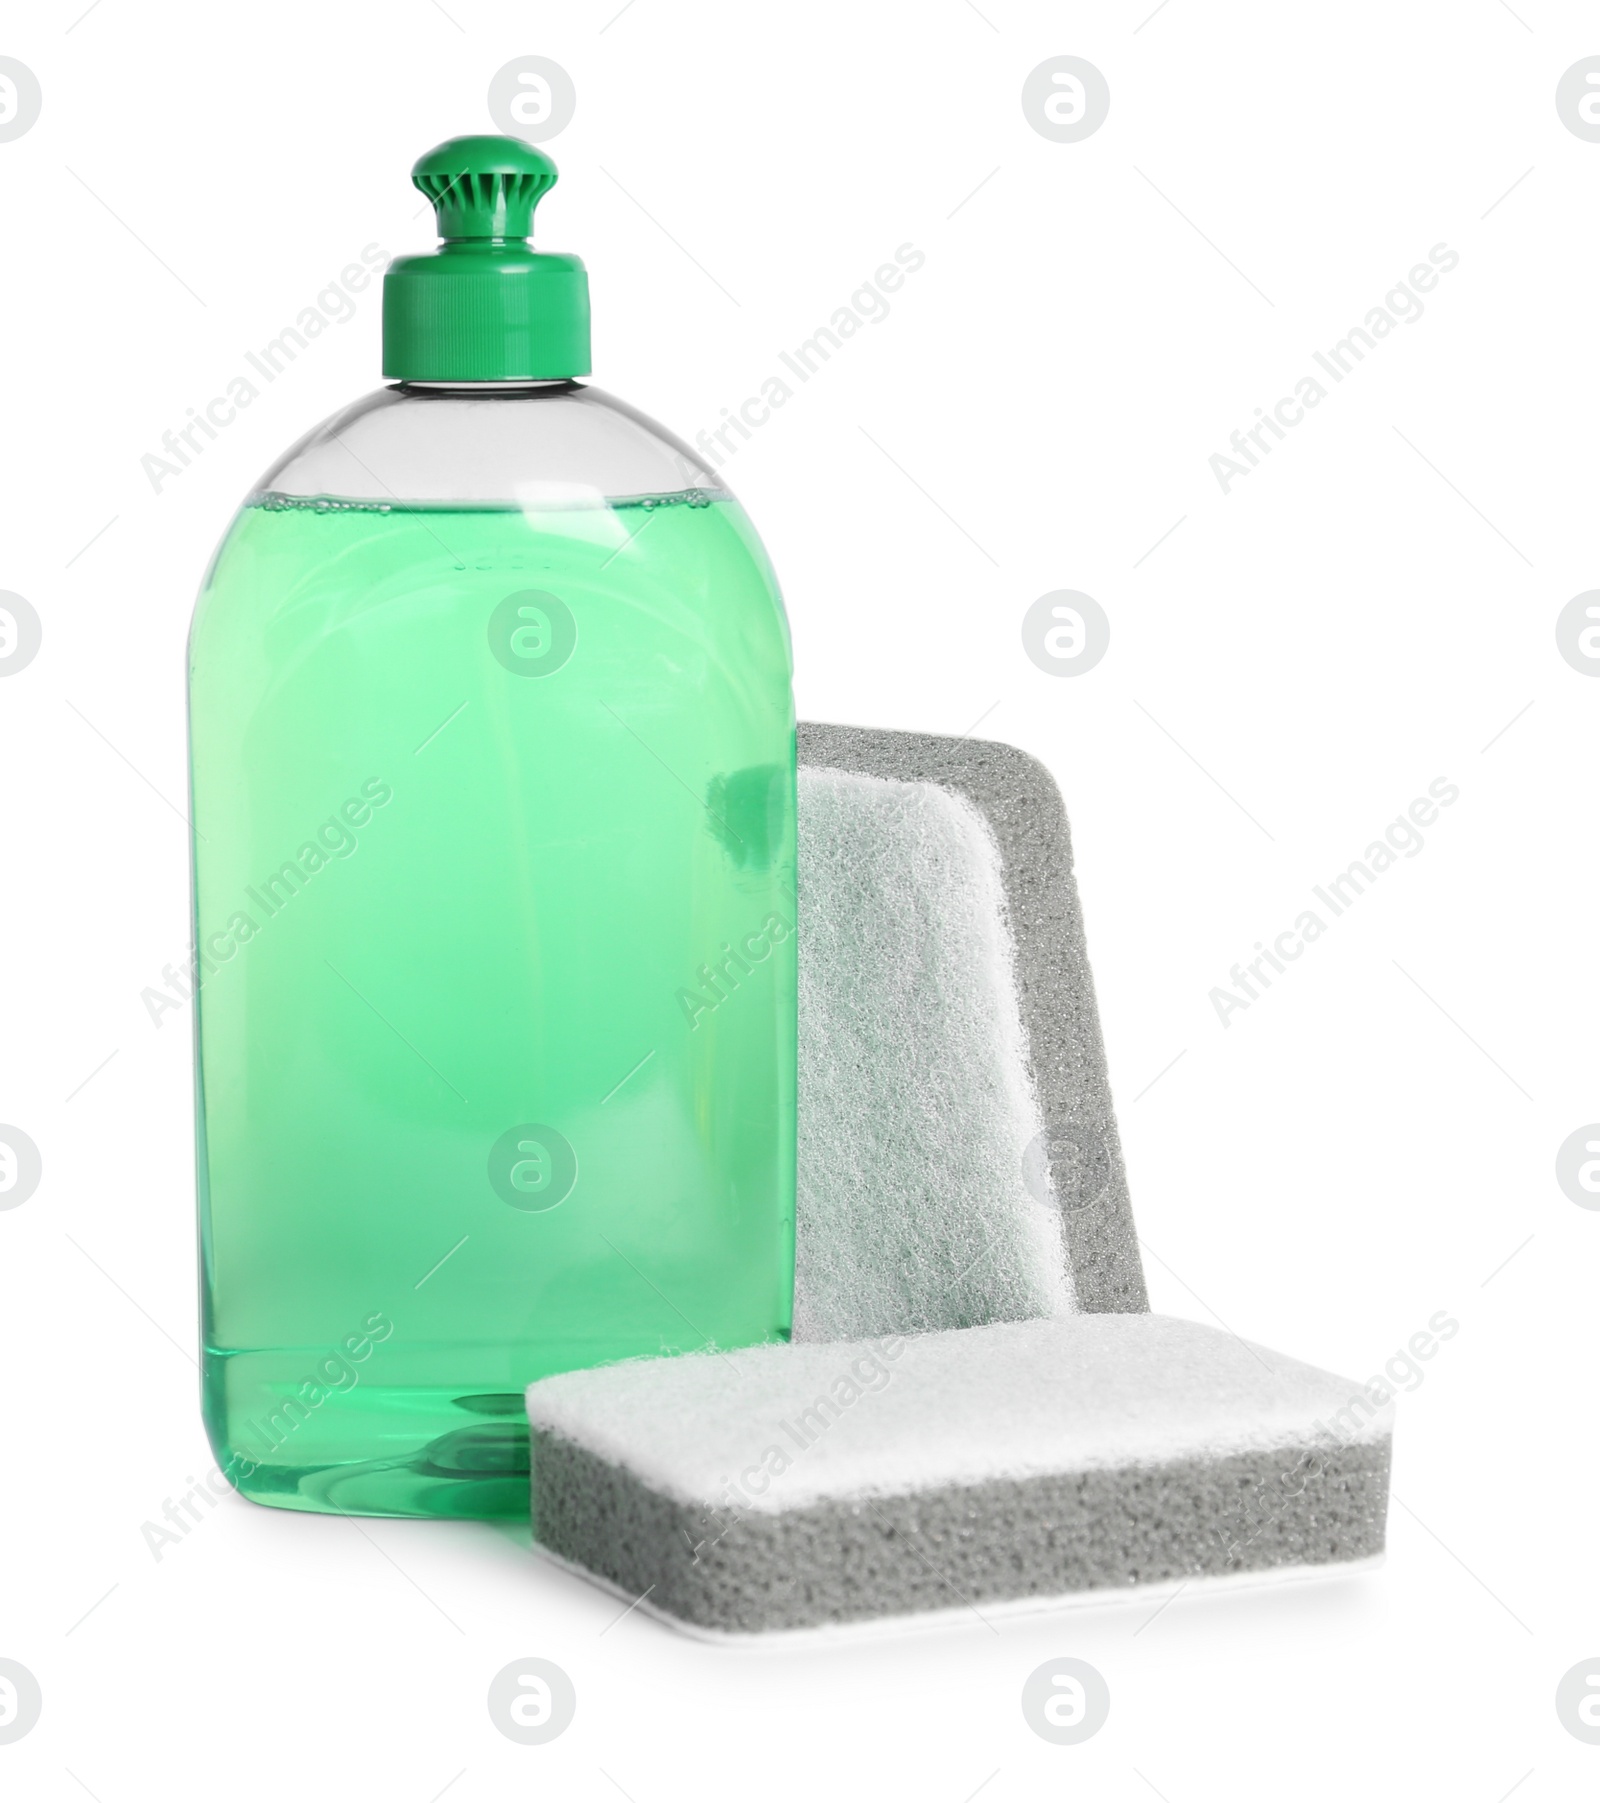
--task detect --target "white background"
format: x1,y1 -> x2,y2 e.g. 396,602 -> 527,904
1,1 -> 1595,1797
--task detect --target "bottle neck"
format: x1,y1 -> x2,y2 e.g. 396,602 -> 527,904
397,378 -> 583,394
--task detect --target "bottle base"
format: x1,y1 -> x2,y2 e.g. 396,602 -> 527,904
209,1380 -> 533,1519
231,1439 -> 530,1519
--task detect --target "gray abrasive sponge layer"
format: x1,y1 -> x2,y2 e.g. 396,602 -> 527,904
795,723 -> 1146,1330
527,1314 -> 1391,1636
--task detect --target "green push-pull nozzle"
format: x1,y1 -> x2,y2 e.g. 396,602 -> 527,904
412,134 -> 558,240
383,133 -> 591,383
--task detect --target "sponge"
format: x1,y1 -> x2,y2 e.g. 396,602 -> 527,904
527,1314 -> 1391,1637
524,724 -> 1388,1633
794,724 -> 1146,1336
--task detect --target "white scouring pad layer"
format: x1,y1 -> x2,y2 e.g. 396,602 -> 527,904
794,724 -> 1146,1333
527,1314 -> 1392,1637
794,763 -> 1070,1334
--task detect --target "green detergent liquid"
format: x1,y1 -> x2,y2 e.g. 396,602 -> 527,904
190,490 -> 796,1517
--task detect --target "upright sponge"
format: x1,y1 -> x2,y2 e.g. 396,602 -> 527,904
794,725 -> 1145,1336
528,1314 -> 1391,1637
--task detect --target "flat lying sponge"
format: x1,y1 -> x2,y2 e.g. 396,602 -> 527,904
528,1314 -> 1391,1637
794,725 -> 1145,1336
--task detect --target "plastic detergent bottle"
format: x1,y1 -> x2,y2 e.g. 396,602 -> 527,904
188,136 -> 797,1519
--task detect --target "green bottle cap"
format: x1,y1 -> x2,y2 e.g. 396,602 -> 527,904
383,134 -> 591,382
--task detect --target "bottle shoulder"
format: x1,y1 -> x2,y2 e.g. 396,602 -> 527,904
192,383 -> 789,660
254,382 -> 722,508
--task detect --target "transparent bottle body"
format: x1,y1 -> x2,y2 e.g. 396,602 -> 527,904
189,384 -> 797,1518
